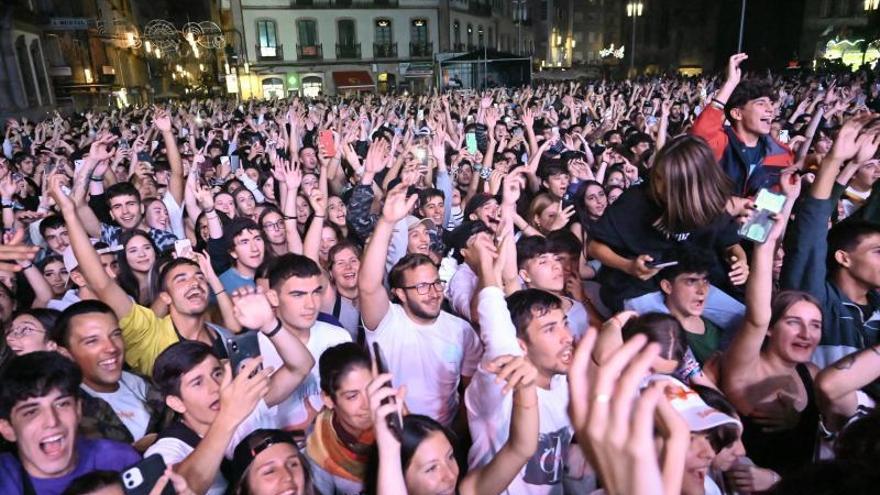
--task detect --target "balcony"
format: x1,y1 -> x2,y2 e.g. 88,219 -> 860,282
297,44 -> 323,60
373,42 -> 398,59
409,41 -> 433,59
256,44 -> 284,62
336,43 -> 362,59
291,0 -> 399,7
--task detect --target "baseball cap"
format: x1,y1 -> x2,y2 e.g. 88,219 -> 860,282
463,193 -> 498,220
230,429 -> 297,485
405,215 -> 435,231
445,220 -> 492,253
643,375 -> 741,433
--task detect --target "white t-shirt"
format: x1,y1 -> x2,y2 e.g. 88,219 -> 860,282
259,321 -> 351,429
47,289 -> 82,312
162,190 -> 186,240
81,371 -> 151,441
446,263 -> 478,321
465,287 -> 573,495
566,298 -> 588,341
144,400 -> 277,495
367,303 -> 482,426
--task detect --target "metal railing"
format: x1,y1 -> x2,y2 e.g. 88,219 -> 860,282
409,41 -> 433,58
296,43 -> 323,59
256,44 -> 284,61
336,42 -> 362,59
373,42 -> 397,58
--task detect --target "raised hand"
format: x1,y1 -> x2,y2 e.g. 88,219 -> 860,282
153,108 -> 172,132
828,113 -> 876,163
381,183 -> 418,223
724,53 -> 749,88
194,185 -> 215,212
363,139 -> 390,175
231,285 -> 278,333
568,329 -> 668,495
307,188 -> 327,216
485,355 -> 538,395
218,360 -> 271,427
0,229 -> 39,272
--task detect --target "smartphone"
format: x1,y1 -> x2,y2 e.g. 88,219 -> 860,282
417,108 -> 424,122
120,454 -> 174,495
226,332 -> 262,377
738,188 -> 787,244
778,129 -> 790,144
413,146 -> 428,165
174,239 -> 194,260
219,156 -> 230,168
319,130 -> 336,157
551,126 -> 560,141
646,260 -> 679,269
372,342 -> 402,439
466,133 -> 478,155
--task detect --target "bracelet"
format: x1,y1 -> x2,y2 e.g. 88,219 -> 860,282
1,204 -> 11,209
90,176 -> 104,181
313,214 -> 325,218
214,289 -> 225,296
204,208 -> 215,214
711,98 -> 726,107
264,318 -> 283,338
283,216 -> 297,221
19,263 -> 32,270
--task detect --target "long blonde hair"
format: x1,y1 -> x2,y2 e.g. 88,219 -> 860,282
649,135 -> 732,233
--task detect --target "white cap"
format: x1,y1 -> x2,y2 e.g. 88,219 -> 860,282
62,243 -> 120,272
405,215 -> 435,231
643,375 -> 741,433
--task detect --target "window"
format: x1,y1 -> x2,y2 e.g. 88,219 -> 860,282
14,36 -> 38,106
835,0 -> 850,16
466,23 -> 473,49
411,18 -> 428,45
302,75 -> 322,98
257,20 -> 278,57
818,0 -> 832,17
477,25 -> 484,48
375,19 -> 393,45
453,20 -> 461,46
297,19 -> 318,46
337,19 -> 356,46
488,27 -> 494,49
30,39 -> 49,105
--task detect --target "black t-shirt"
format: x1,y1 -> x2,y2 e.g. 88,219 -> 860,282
591,185 -> 741,311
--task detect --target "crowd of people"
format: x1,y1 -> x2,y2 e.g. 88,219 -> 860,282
1,51 -> 880,495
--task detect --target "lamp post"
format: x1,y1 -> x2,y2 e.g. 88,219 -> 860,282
737,0 -> 747,53
626,1 -> 644,74
864,0 -> 879,66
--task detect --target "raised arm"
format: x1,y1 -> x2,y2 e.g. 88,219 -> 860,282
49,173 -> 133,320
460,356 -> 539,495
724,173 -> 800,376
816,345 -> 880,432
358,183 -> 417,330
231,286 -> 315,407
154,108 -> 185,205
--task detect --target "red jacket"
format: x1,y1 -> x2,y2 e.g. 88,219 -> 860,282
690,105 -> 793,196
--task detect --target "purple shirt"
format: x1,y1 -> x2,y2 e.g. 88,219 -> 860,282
0,438 -> 141,495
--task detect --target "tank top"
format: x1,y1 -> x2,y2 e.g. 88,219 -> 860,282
740,363 -> 819,476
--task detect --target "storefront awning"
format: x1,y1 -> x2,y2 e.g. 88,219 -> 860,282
332,71 -> 375,89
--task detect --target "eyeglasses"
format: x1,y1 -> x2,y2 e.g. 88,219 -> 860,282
5,326 -> 44,341
400,280 -> 444,295
262,220 -> 285,231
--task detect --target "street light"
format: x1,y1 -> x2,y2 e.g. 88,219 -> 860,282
626,1 -> 644,73
866,0 -> 879,11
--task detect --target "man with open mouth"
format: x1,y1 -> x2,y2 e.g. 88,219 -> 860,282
0,352 -> 141,495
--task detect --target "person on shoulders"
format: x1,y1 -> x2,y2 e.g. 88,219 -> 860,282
691,53 -> 793,197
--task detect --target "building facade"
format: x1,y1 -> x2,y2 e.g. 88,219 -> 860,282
228,0 -> 525,96
1,0 -> 55,120
800,0 -> 878,70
